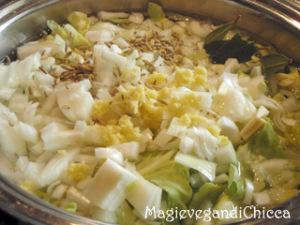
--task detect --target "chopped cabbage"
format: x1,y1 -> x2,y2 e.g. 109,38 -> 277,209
249,121 -> 283,158
144,162 -> 192,209
175,153 -> 216,181
126,178 -> 162,219
213,73 -> 256,122
84,159 -> 137,211
55,79 -> 94,122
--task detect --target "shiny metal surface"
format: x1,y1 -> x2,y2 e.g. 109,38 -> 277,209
0,0 -> 299,225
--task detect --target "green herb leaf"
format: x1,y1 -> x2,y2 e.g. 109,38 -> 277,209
204,34 -> 257,64
204,23 -> 233,45
261,53 -> 290,76
148,2 -> 165,21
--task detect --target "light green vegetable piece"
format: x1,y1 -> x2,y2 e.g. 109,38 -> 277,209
67,11 -> 90,33
227,162 -> 245,200
47,20 -> 91,49
64,24 -> 91,49
145,162 -> 192,210
175,153 -> 216,182
147,2 -> 165,21
117,202 -> 149,225
137,150 -> 176,175
47,20 -> 68,39
249,121 -> 283,158
190,182 -> 224,209
64,201 -> 77,213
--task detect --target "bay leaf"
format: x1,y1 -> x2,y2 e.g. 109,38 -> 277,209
204,34 -> 257,64
261,53 -> 290,76
204,22 -> 233,45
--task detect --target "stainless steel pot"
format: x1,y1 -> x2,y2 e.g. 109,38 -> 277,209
0,1 -> 299,225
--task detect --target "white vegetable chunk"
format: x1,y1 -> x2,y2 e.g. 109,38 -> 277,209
93,44 -> 126,87
52,184 -> 68,199
66,186 -> 91,208
126,178 -> 162,219
17,41 -> 59,60
38,150 -> 78,187
84,159 -> 137,211
18,122 -> 38,143
55,79 -> 94,122
112,142 -> 140,161
0,121 -> 26,158
179,136 -> 195,154
213,73 -> 256,123
187,127 -> 219,161
214,142 -> 237,173
217,116 -> 241,144
98,11 -> 129,20
128,13 -> 144,24
0,53 -> 40,90
41,122 -> 81,151
95,147 -> 124,164
153,129 -> 173,147
86,30 -> 114,44
253,191 -> 271,206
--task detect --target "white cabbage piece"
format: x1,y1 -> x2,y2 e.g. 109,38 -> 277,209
213,72 -> 256,123
95,147 -> 124,165
55,79 -> 94,122
18,121 -> 38,143
153,129 -> 173,148
128,13 -> 144,24
119,60 -> 141,84
126,178 -> 162,219
83,159 -> 137,211
66,186 -> 91,208
173,87 -> 212,110
217,116 -> 241,144
52,183 -> 68,200
17,35 -> 65,60
41,122 -> 82,151
0,120 -> 26,159
97,11 -> 129,20
0,53 -> 40,90
90,22 -> 122,33
186,127 -> 219,161
23,161 -> 44,183
93,44 -> 126,87
167,118 -> 189,137
253,191 -> 271,206
0,102 -> 18,125
112,142 -> 140,161
223,58 -> 240,73
8,93 -> 40,126
188,20 -> 211,38
214,142 -> 237,173
179,136 -> 195,154
0,152 -> 15,178
0,88 -> 15,101
86,30 -> 114,44
239,75 -> 267,100
38,150 -> 78,187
